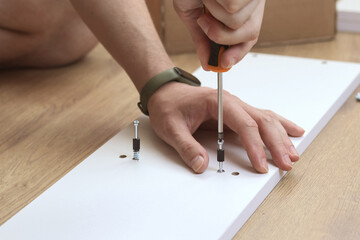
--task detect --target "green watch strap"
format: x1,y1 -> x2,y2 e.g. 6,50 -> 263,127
138,67 -> 201,115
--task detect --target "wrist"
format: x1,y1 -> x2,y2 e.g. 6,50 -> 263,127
147,81 -> 183,114
137,62 -> 175,91
137,67 -> 201,115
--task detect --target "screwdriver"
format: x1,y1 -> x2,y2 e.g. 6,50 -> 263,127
204,7 -> 231,173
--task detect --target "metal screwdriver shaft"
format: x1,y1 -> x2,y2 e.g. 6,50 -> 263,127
217,72 -> 225,173
133,120 -> 140,160
204,7 -> 229,173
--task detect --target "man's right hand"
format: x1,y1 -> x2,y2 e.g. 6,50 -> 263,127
174,0 -> 266,71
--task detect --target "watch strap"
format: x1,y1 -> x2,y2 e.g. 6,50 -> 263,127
138,67 -> 201,115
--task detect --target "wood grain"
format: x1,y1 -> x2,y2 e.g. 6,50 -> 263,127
234,32 -> 360,240
0,45 -> 140,225
0,32 -> 359,240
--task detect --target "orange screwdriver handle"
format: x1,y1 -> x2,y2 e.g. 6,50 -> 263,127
204,7 -> 231,73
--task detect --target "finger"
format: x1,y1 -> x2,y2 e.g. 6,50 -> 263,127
183,17 -> 211,71
173,4 -> 211,71
220,40 -> 255,68
197,13 -> 259,45
192,31 -> 211,71
250,111 -> 294,171
273,112 -> 305,137
204,0 -> 260,30
277,122 -> 300,162
242,106 -> 301,165
216,0 -> 252,13
209,93 -> 268,173
195,37 -> 211,71
165,123 -> 209,173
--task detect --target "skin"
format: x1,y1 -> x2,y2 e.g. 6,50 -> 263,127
0,0 -> 305,173
174,0 -> 266,70
148,82 -> 304,173
0,0 -> 97,68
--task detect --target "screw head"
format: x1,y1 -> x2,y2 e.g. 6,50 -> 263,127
133,120 -> 139,126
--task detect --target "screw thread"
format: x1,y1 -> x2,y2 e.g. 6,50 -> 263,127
133,151 -> 140,160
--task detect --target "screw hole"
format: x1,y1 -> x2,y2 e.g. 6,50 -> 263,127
231,172 -> 240,176
119,155 -> 127,158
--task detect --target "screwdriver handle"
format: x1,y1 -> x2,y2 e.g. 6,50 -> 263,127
204,7 -> 231,73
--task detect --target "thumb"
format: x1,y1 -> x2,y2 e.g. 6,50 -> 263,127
168,127 -> 209,173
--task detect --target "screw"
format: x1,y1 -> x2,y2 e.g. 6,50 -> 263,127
134,120 -> 139,138
133,120 -> 140,160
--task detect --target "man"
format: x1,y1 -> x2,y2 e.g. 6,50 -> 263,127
0,0 -> 304,173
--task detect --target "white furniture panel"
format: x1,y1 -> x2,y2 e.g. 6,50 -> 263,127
1,54 -> 359,240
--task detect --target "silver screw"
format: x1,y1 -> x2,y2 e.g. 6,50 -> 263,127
134,120 -> 139,138
133,120 -> 140,160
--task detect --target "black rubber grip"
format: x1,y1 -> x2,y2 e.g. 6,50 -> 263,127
133,138 -> 140,151
217,149 -> 224,162
208,41 -> 229,67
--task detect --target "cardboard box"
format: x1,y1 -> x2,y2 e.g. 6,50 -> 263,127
258,0 -> 336,46
147,0 -> 336,53
163,1 -> 196,53
337,0 -> 360,33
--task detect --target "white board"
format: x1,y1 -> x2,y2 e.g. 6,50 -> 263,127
337,0 -> 360,33
1,54 -> 359,240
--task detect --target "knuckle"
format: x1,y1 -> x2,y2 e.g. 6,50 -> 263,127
288,143 -> 295,150
223,2 -> 240,14
243,119 -> 258,129
162,117 -> 177,134
229,22 -> 242,30
252,36 -> 259,45
209,29 -> 223,43
248,28 -> 260,41
268,141 -> 286,152
228,16 -> 246,30
179,141 -> 194,157
260,113 -> 274,124
227,22 -> 240,31
259,110 -> 277,124
264,110 -> 276,116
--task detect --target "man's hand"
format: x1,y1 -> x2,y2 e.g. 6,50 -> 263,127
174,0 -> 265,70
148,82 -> 305,173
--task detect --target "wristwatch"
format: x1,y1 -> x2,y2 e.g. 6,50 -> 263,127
137,67 -> 201,115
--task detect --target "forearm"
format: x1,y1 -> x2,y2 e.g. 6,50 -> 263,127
70,0 -> 174,92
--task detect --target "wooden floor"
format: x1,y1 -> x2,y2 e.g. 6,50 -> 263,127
0,32 -> 359,240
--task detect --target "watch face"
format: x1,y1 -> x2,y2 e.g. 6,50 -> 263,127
174,67 -> 201,85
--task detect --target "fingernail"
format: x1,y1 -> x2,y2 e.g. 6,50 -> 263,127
197,18 -> 210,34
290,146 -> 299,157
260,159 -> 269,173
191,155 -> 204,172
284,155 -> 293,169
224,58 -> 236,69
